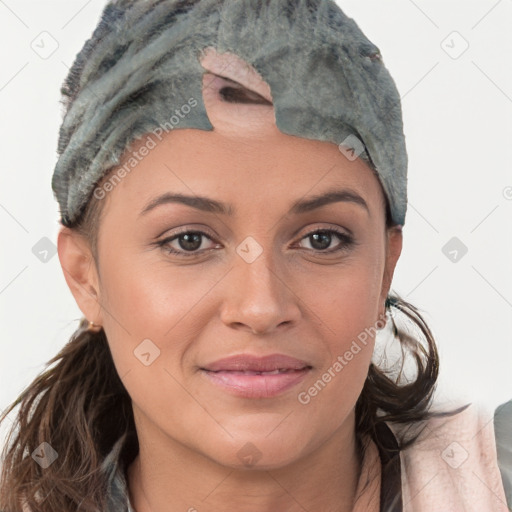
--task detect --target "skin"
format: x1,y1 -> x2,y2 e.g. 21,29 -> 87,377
58,48 -> 402,512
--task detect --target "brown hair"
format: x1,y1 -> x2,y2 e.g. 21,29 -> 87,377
0,83 -> 466,512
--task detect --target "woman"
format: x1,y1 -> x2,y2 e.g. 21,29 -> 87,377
0,1 -> 510,511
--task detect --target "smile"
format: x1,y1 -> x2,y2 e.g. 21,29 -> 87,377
199,353 -> 313,398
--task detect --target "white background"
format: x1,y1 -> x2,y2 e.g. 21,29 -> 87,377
1,0 -> 511,438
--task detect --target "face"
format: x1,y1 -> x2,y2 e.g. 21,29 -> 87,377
60,48 -> 402,471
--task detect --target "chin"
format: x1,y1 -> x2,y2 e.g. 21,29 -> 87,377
200,427 -> 312,471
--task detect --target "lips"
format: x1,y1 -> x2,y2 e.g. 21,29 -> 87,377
200,354 -> 312,398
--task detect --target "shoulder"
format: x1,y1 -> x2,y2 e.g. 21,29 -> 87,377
387,400 -> 511,511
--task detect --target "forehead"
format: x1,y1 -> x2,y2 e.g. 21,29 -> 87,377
99,124 -> 384,225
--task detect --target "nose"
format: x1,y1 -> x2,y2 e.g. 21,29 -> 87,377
219,246 -> 302,335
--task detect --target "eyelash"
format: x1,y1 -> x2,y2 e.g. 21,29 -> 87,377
156,227 -> 355,258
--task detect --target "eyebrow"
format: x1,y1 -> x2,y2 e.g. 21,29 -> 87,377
139,187 -> 369,217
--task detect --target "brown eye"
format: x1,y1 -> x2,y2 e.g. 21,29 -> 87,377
309,231 -> 333,251
175,232 -> 203,251
298,229 -> 355,253
156,230 -> 219,257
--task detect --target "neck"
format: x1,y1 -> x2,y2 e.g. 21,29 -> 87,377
127,408 -> 372,512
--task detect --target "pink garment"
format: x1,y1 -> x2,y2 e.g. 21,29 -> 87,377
390,402 -> 509,511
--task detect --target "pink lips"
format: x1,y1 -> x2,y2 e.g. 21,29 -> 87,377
200,354 -> 312,398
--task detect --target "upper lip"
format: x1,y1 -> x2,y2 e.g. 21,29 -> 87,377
202,354 -> 312,372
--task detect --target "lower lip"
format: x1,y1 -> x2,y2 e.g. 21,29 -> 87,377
200,368 -> 311,398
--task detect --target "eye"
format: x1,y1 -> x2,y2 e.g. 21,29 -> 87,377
297,228 -> 354,253
157,229 -> 218,257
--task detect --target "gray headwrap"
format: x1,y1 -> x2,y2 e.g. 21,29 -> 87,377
52,0 -> 408,227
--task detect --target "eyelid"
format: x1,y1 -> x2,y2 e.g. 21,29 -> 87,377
294,223 -> 354,241
154,224 -> 217,241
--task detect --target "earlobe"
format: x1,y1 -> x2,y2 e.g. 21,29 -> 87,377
57,226 -> 103,324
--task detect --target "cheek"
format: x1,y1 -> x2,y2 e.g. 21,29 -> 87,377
96,248 -> 229,406
98,248 -> 221,338
314,248 -> 385,343
298,248 -> 384,410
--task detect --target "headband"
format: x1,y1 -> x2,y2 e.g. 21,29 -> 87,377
51,0 -> 408,226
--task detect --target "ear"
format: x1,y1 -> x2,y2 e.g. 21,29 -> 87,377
378,225 -> 403,320
57,226 -> 104,325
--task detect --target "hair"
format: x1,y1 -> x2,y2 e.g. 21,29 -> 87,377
0,3 -> 468,511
